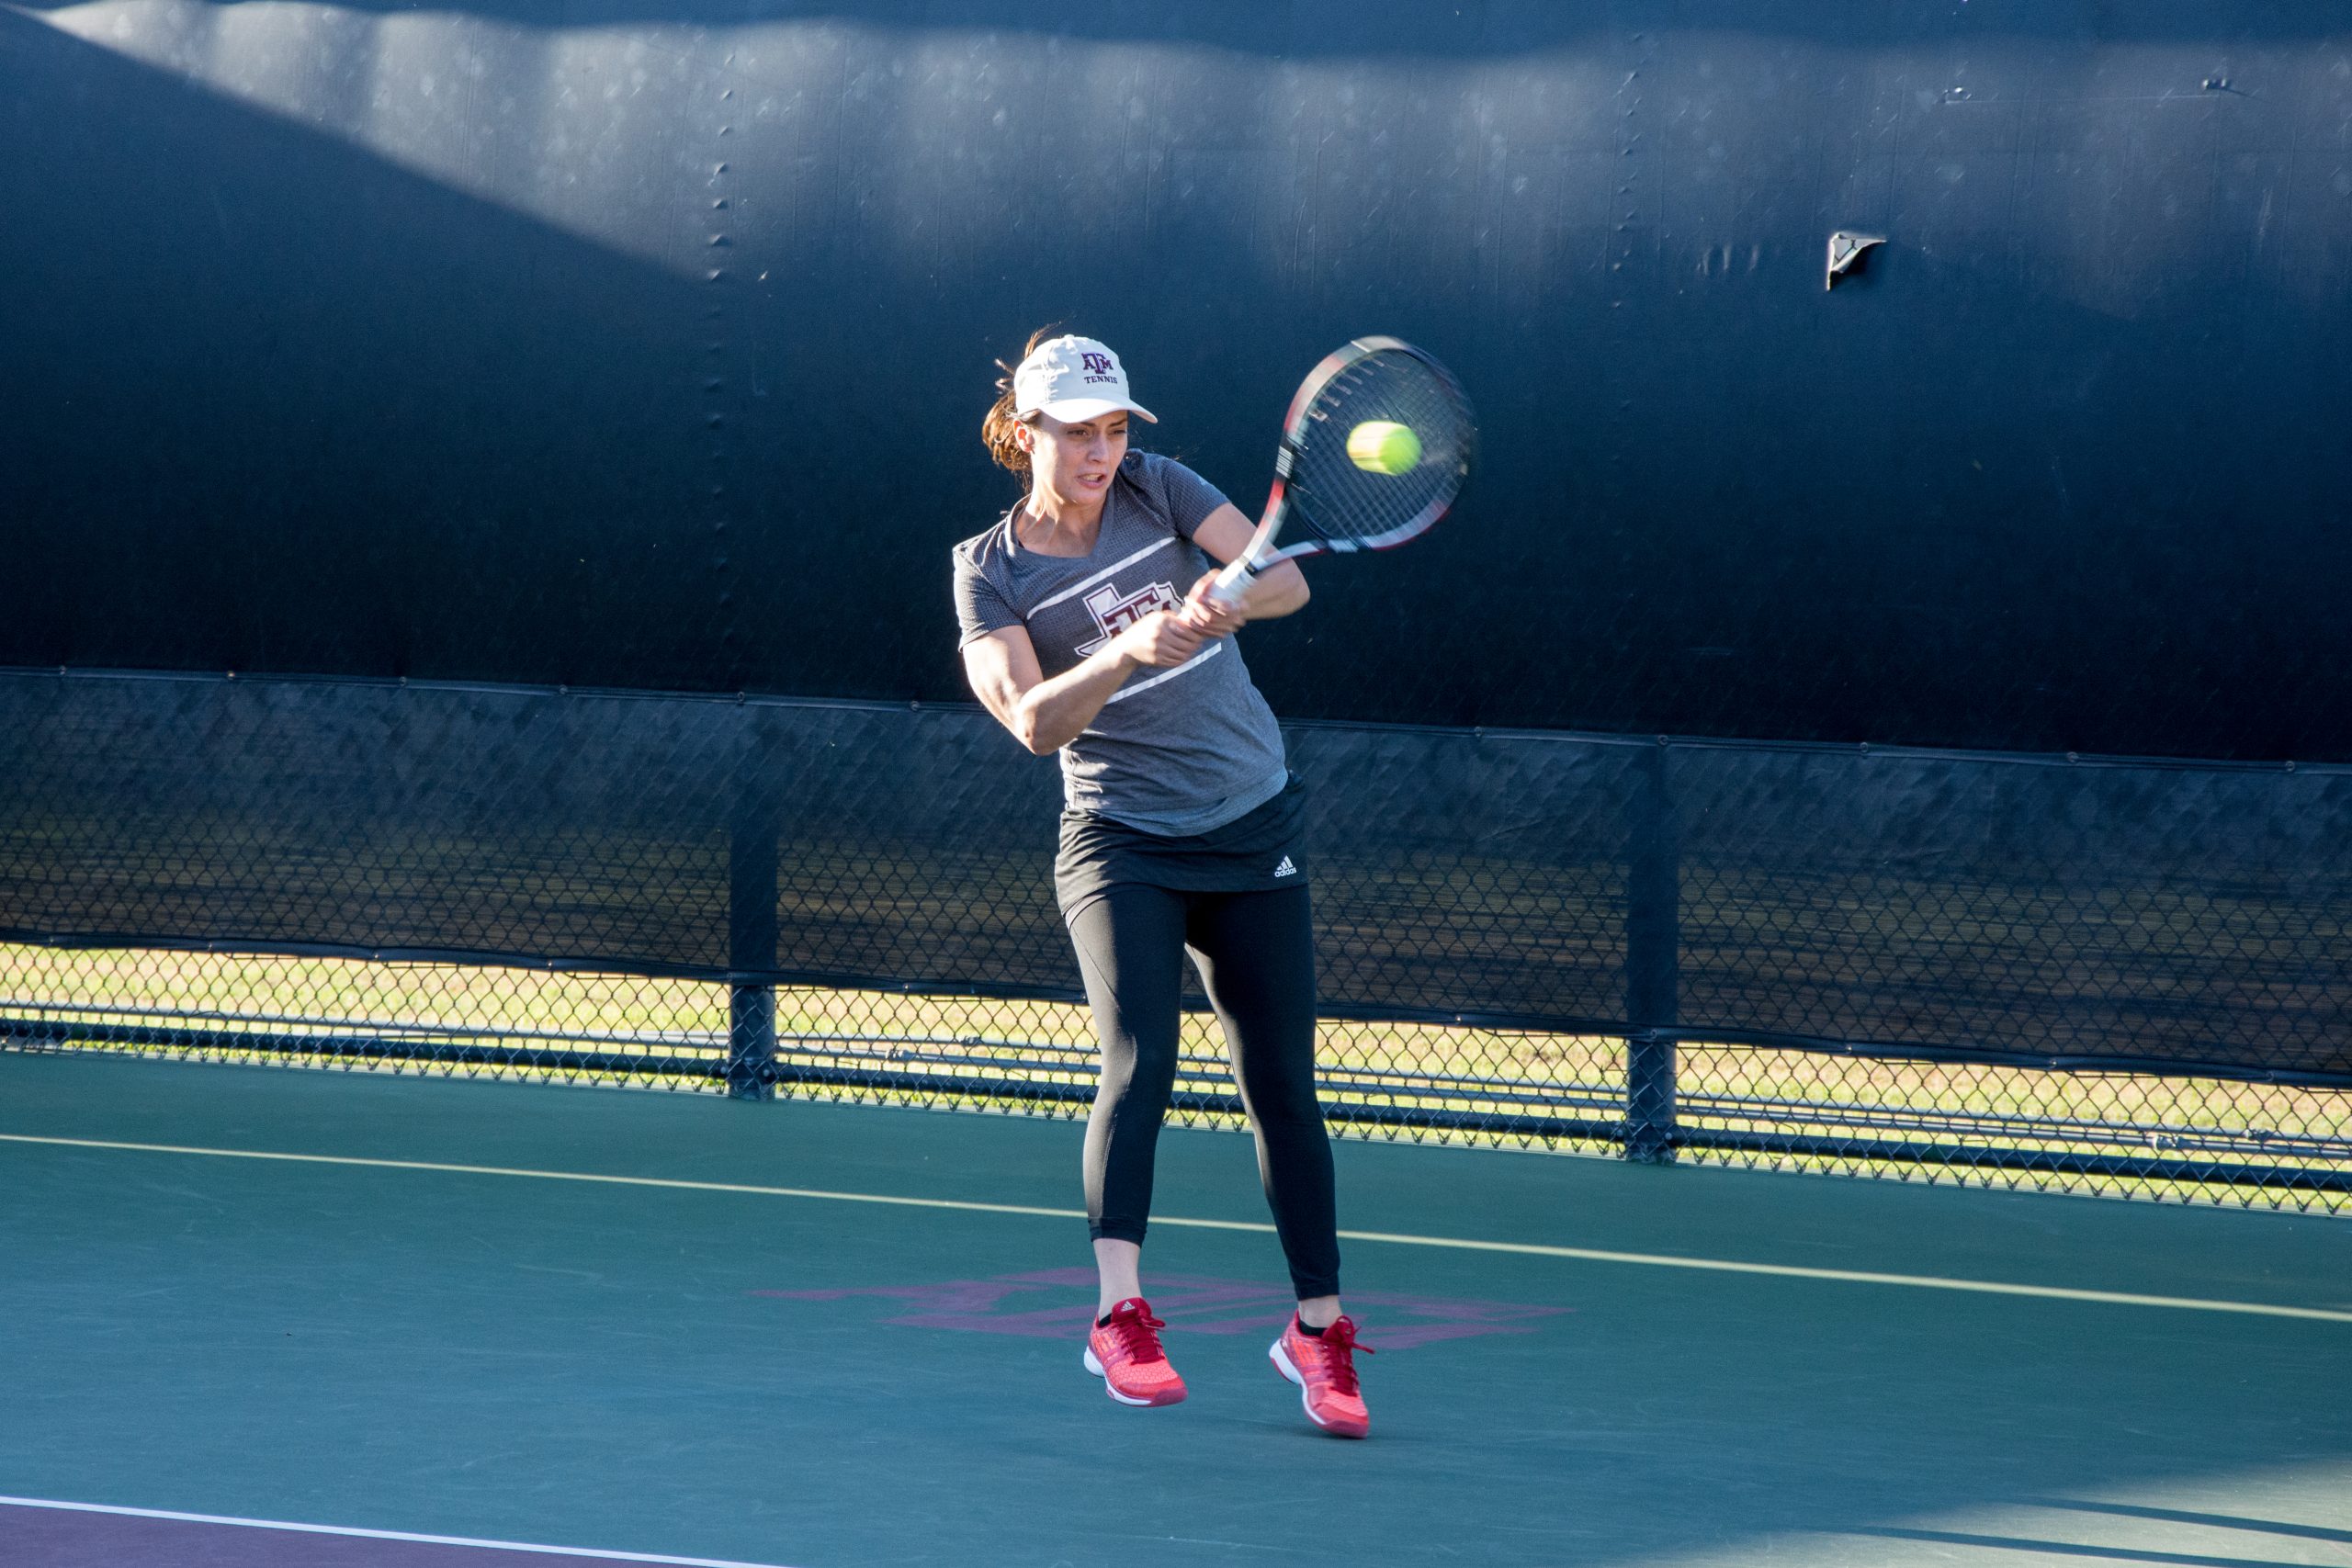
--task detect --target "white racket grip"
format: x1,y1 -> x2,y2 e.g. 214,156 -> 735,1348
1207,552 -> 1261,611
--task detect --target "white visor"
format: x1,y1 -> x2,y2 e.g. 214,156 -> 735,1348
1011,334 -> 1158,424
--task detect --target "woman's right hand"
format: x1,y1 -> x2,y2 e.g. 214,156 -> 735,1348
1114,608 -> 1208,668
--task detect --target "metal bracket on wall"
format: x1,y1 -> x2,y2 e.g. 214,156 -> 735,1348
1826,231 -> 1885,290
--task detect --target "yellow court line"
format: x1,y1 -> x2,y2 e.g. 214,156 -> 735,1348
6,1132 -> 2348,1325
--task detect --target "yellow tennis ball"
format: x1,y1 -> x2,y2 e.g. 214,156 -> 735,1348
1346,421 -> 1421,476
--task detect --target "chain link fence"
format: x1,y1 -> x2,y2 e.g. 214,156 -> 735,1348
2,669 -> 2346,1213
4,945 -> 2343,1213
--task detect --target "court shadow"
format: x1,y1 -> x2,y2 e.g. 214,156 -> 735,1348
1850,1525 -> 2313,1568
2031,1500 -> 2352,1547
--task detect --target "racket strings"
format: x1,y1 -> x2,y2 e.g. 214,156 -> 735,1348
1288,352 -> 1472,547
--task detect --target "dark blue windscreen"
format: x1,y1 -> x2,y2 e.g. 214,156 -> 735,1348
4,2 -> 2348,761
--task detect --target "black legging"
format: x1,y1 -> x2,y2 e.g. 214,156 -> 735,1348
1067,881 -> 1340,1300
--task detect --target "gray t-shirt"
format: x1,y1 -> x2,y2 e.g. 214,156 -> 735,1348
953,451 -> 1289,835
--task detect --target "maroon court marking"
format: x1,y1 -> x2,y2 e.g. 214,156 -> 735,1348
0,1502 -> 791,1568
752,1267 -> 1569,1348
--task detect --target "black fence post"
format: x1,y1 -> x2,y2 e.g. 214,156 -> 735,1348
727,722 -> 779,1102
1623,740 -> 1679,1163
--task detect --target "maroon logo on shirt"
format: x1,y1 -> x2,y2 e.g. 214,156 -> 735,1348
1075,578 -> 1178,657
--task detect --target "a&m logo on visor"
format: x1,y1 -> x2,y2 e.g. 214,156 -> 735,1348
1080,351 -> 1116,383
1075,578 -> 1177,656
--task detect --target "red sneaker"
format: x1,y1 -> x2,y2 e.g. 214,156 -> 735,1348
1083,1298 -> 1188,1407
1271,1314 -> 1373,1438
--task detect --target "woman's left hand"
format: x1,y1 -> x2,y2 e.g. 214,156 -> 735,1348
1178,572 -> 1250,637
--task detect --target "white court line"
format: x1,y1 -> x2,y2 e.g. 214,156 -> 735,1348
0,1495 -> 798,1566
5,1133 -> 2348,1324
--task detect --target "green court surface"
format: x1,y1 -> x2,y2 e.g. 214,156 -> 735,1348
3,1051 -> 2348,1568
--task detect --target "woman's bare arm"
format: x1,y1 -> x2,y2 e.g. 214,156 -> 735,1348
962,615 -> 1210,756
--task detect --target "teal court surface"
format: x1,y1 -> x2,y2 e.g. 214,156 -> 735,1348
3,1050 -> 2347,1568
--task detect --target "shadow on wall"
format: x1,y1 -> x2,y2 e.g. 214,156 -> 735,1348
0,6 -> 742,691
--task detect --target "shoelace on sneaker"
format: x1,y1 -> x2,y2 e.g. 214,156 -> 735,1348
1309,1316 -> 1374,1395
1102,1302 -> 1171,1365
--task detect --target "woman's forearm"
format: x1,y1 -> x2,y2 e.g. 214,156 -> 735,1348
1233,559 -> 1310,621
1013,644 -> 1142,754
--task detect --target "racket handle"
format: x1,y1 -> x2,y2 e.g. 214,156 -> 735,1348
1207,555 -> 1257,610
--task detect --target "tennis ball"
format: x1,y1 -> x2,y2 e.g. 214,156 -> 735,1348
1346,421 -> 1421,476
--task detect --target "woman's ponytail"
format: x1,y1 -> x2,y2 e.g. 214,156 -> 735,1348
981,325 -> 1061,474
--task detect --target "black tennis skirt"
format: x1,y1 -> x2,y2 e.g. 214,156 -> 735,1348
1055,773 -> 1308,919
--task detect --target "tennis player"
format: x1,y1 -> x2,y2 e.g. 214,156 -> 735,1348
952,331 -> 1372,1438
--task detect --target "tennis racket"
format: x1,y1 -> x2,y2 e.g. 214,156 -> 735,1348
1206,336 -> 1475,609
